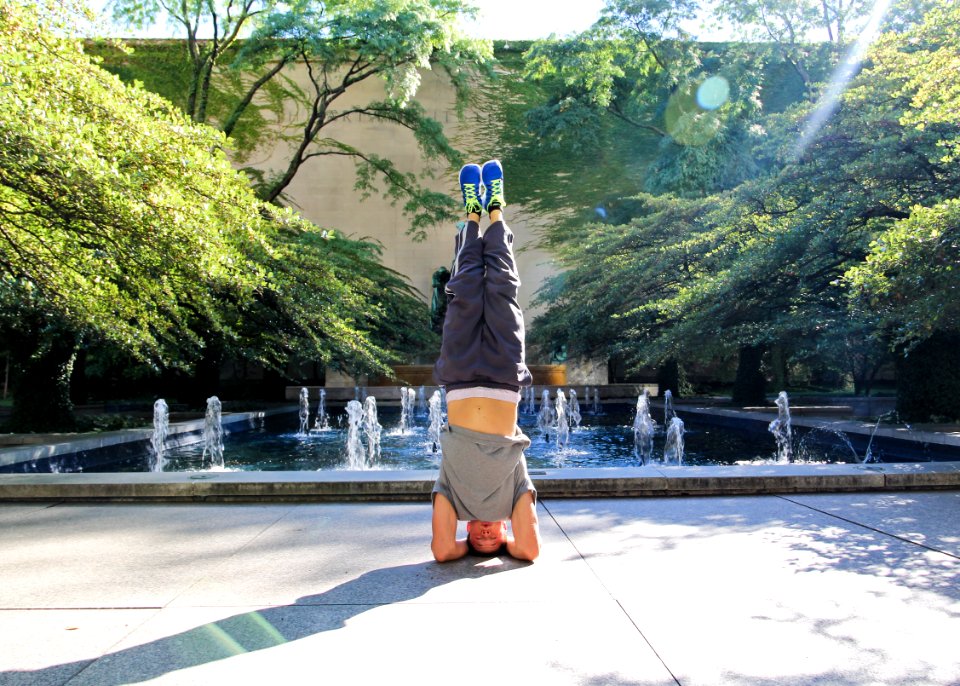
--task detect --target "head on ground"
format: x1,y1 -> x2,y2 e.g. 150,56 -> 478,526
466,519 -> 508,555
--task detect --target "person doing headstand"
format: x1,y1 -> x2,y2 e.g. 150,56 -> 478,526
431,159 -> 541,563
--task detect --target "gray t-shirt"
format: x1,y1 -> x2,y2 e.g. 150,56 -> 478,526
432,424 -> 536,522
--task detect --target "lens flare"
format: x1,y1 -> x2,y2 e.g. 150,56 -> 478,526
696,76 -> 730,110
665,78 -> 725,146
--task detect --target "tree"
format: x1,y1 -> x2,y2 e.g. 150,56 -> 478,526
0,285 -> 81,431
0,0 -> 437,429
714,0 -> 871,89
530,0 -> 960,407
523,0 -> 772,199
529,192 -> 745,373
108,0 -> 275,126
842,0 -> 960,328
108,0 -> 493,234
524,0 -> 701,142
1,0 -> 264,359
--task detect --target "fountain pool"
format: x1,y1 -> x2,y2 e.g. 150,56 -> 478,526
4,400 -> 956,474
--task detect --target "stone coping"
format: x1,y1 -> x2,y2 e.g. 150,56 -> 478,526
0,461 -> 957,502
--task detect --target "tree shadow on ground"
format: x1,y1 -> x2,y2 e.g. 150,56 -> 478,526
544,495 -> 960,599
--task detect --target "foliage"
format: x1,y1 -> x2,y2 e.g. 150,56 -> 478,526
1,0 -> 265,356
714,0 -> 870,90
0,0 -> 438,428
530,0 -> 960,411
714,0 -> 871,46
233,223 -> 438,378
530,191 -> 743,365
522,0 -> 699,146
521,1 -> 795,200
840,1 -> 960,346
846,200 -> 960,344
467,42 -> 659,231
107,0 -> 495,235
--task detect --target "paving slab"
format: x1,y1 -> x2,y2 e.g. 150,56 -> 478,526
0,504 -> 300,609
55,599 -> 673,685
0,494 -> 957,686
166,502 -> 608,608
785,491 -> 960,557
0,501 -> 673,686
0,502 -> 56,523
543,495 -> 960,686
0,609 -> 159,686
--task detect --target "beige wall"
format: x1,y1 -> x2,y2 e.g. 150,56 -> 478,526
240,64 -> 557,354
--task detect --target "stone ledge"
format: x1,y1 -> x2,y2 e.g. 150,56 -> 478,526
0,463 -> 957,502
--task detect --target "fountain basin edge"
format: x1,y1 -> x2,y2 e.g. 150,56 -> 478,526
0,408 -> 291,471
1,462 -> 958,503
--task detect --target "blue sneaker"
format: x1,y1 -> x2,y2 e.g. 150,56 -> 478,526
459,163 -> 483,215
481,159 -> 505,212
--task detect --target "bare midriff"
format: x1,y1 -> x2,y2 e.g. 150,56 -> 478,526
447,397 -> 518,438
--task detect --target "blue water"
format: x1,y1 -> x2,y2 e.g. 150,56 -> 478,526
6,405 -> 952,474
155,405 -> 943,472
161,406 -> 729,472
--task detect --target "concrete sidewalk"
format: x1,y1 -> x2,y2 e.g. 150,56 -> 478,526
1,493 -> 958,685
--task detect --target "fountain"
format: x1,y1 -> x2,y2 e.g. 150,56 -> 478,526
863,417 -> 882,463
592,387 -> 602,414
150,398 -> 169,472
663,389 -> 675,426
633,390 -> 656,464
344,400 -> 366,469
416,386 -> 427,417
567,389 -> 582,429
361,396 -> 382,464
427,390 -> 444,452
768,391 -> 793,463
523,386 -> 536,415
201,396 -> 225,470
795,426 -> 860,463
298,387 -> 310,436
555,390 -> 570,449
536,390 -> 554,441
312,389 -> 330,431
12,382 -> 949,475
664,416 -> 685,465
397,387 -> 416,434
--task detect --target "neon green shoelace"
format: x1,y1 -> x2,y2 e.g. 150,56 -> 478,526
464,184 -> 481,209
487,179 -> 503,205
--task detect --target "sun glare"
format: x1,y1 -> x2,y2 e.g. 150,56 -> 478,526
792,0 -> 895,160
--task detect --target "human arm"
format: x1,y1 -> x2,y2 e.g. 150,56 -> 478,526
431,492 -> 469,562
507,490 -> 541,561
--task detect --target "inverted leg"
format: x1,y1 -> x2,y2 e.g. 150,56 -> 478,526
480,220 -> 532,389
433,221 -> 484,387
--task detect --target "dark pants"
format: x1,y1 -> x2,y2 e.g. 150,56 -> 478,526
433,220 -> 533,391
